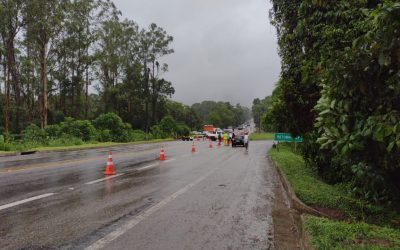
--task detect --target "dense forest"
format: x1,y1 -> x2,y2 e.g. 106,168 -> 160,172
263,0 -> 400,203
0,0 -> 251,151
0,0 -> 175,136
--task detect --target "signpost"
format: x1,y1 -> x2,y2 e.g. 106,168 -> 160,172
274,133 -> 303,142
274,133 -> 303,151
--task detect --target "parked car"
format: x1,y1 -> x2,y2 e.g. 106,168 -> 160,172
232,135 -> 245,147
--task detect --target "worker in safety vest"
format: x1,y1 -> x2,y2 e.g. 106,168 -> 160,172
223,132 -> 229,146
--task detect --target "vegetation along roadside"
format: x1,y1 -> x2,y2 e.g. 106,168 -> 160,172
269,144 -> 400,249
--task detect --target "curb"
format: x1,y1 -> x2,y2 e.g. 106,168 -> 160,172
268,155 -> 329,250
268,155 -> 330,218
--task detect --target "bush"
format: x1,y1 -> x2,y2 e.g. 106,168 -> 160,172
22,124 -> 46,144
159,115 -> 177,137
98,129 -> 112,142
130,130 -> 146,141
151,125 -> 165,139
176,124 -> 190,137
48,135 -> 84,147
93,113 -> 132,142
59,117 -> 97,141
45,124 -> 61,139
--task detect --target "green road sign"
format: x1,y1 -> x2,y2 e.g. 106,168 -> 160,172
274,133 -> 303,142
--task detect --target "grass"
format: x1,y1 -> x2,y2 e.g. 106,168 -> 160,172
0,138 -> 174,154
249,132 -> 274,140
33,138 -> 174,152
304,216 -> 400,250
269,144 -> 400,249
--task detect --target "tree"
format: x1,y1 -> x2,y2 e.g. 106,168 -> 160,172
24,0 -> 66,128
0,0 -> 23,135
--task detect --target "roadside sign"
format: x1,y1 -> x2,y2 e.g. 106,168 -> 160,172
274,133 -> 303,142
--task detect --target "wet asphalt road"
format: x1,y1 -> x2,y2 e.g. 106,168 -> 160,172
0,140 -> 279,250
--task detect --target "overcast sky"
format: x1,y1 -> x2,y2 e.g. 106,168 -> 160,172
112,0 -> 281,107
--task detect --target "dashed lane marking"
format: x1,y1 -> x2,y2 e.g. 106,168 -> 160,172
85,173 -> 125,185
0,193 -> 55,211
84,167 -> 217,250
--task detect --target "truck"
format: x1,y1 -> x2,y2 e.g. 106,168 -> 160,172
203,124 -> 214,132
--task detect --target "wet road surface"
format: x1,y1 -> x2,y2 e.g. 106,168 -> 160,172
0,140 -> 283,249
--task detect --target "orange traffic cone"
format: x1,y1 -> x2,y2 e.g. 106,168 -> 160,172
104,151 -> 116,175
159,146 -> 165,161
192,143 -> 196,153
209,141 -> 213,148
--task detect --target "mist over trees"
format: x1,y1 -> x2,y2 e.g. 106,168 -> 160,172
191,101 -> 251,129
0,0 -> 175,136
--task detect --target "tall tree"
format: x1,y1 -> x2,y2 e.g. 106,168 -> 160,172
24,0 -> 65,128
0,0 -> 23,134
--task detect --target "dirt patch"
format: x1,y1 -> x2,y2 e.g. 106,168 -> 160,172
310,205 -> 346,220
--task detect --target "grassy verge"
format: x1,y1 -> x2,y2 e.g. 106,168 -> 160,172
304,216 -> 400,249
0,138 -> 174,154
269,144 -> 400,249
33,138 -> 174,152
249,132 -> 274,140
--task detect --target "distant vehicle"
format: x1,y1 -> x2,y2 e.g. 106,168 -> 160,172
203,124 -> 214,132
232,135 -> 245,147
181,134 -> 194,141
207,131 -> 218,141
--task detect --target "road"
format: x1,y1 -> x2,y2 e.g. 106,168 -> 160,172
0,140 -> 297,250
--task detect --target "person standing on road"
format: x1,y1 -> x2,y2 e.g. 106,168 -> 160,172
244,133 -> 249,150
223,132 -> 229,146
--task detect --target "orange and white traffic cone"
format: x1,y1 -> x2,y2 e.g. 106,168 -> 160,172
159,146 -> 165,161
104,151 -> 116,175
209,141 -> 213,148
192,143 -> 196,153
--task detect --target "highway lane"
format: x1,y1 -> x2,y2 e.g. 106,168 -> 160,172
0,140 -> 285,249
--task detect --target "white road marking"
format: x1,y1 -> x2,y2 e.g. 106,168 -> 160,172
136,164 -> 157,172
85,168 -> 217,250
85,174 -> 124,185
0,193 -> 55,211
69,187 -> 75,190
164,158 -> 176,163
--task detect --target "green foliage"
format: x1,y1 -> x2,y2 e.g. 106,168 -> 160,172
45,124 -> 61,140
159,115 -> 177,137
176,124 -> 190,137
270,144 -> 399,224
249,133 -> 274,141
192,101 -> 250,128
252,97 -> 272,130
269,0 -> 400,203
150,125 -> 165,139
93,113 -> 132,142
22,124 -> 46,144
304,215 -> 400,250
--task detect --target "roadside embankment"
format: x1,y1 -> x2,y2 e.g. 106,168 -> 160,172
269,144 -> 400,249
0,138 -> 174,157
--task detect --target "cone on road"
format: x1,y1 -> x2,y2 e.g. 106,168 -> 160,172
104,151 -> 116,175
209,141 -> 213,148
192,143 -> 196,153
159,146 -> 165,161
217,140 -> 221,147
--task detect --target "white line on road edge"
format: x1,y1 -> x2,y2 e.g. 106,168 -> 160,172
0,193 -> 55,211
85,168 -> 217,250
85,173 -> 124,185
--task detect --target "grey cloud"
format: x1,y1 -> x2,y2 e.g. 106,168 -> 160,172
113,0 -> 281,107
